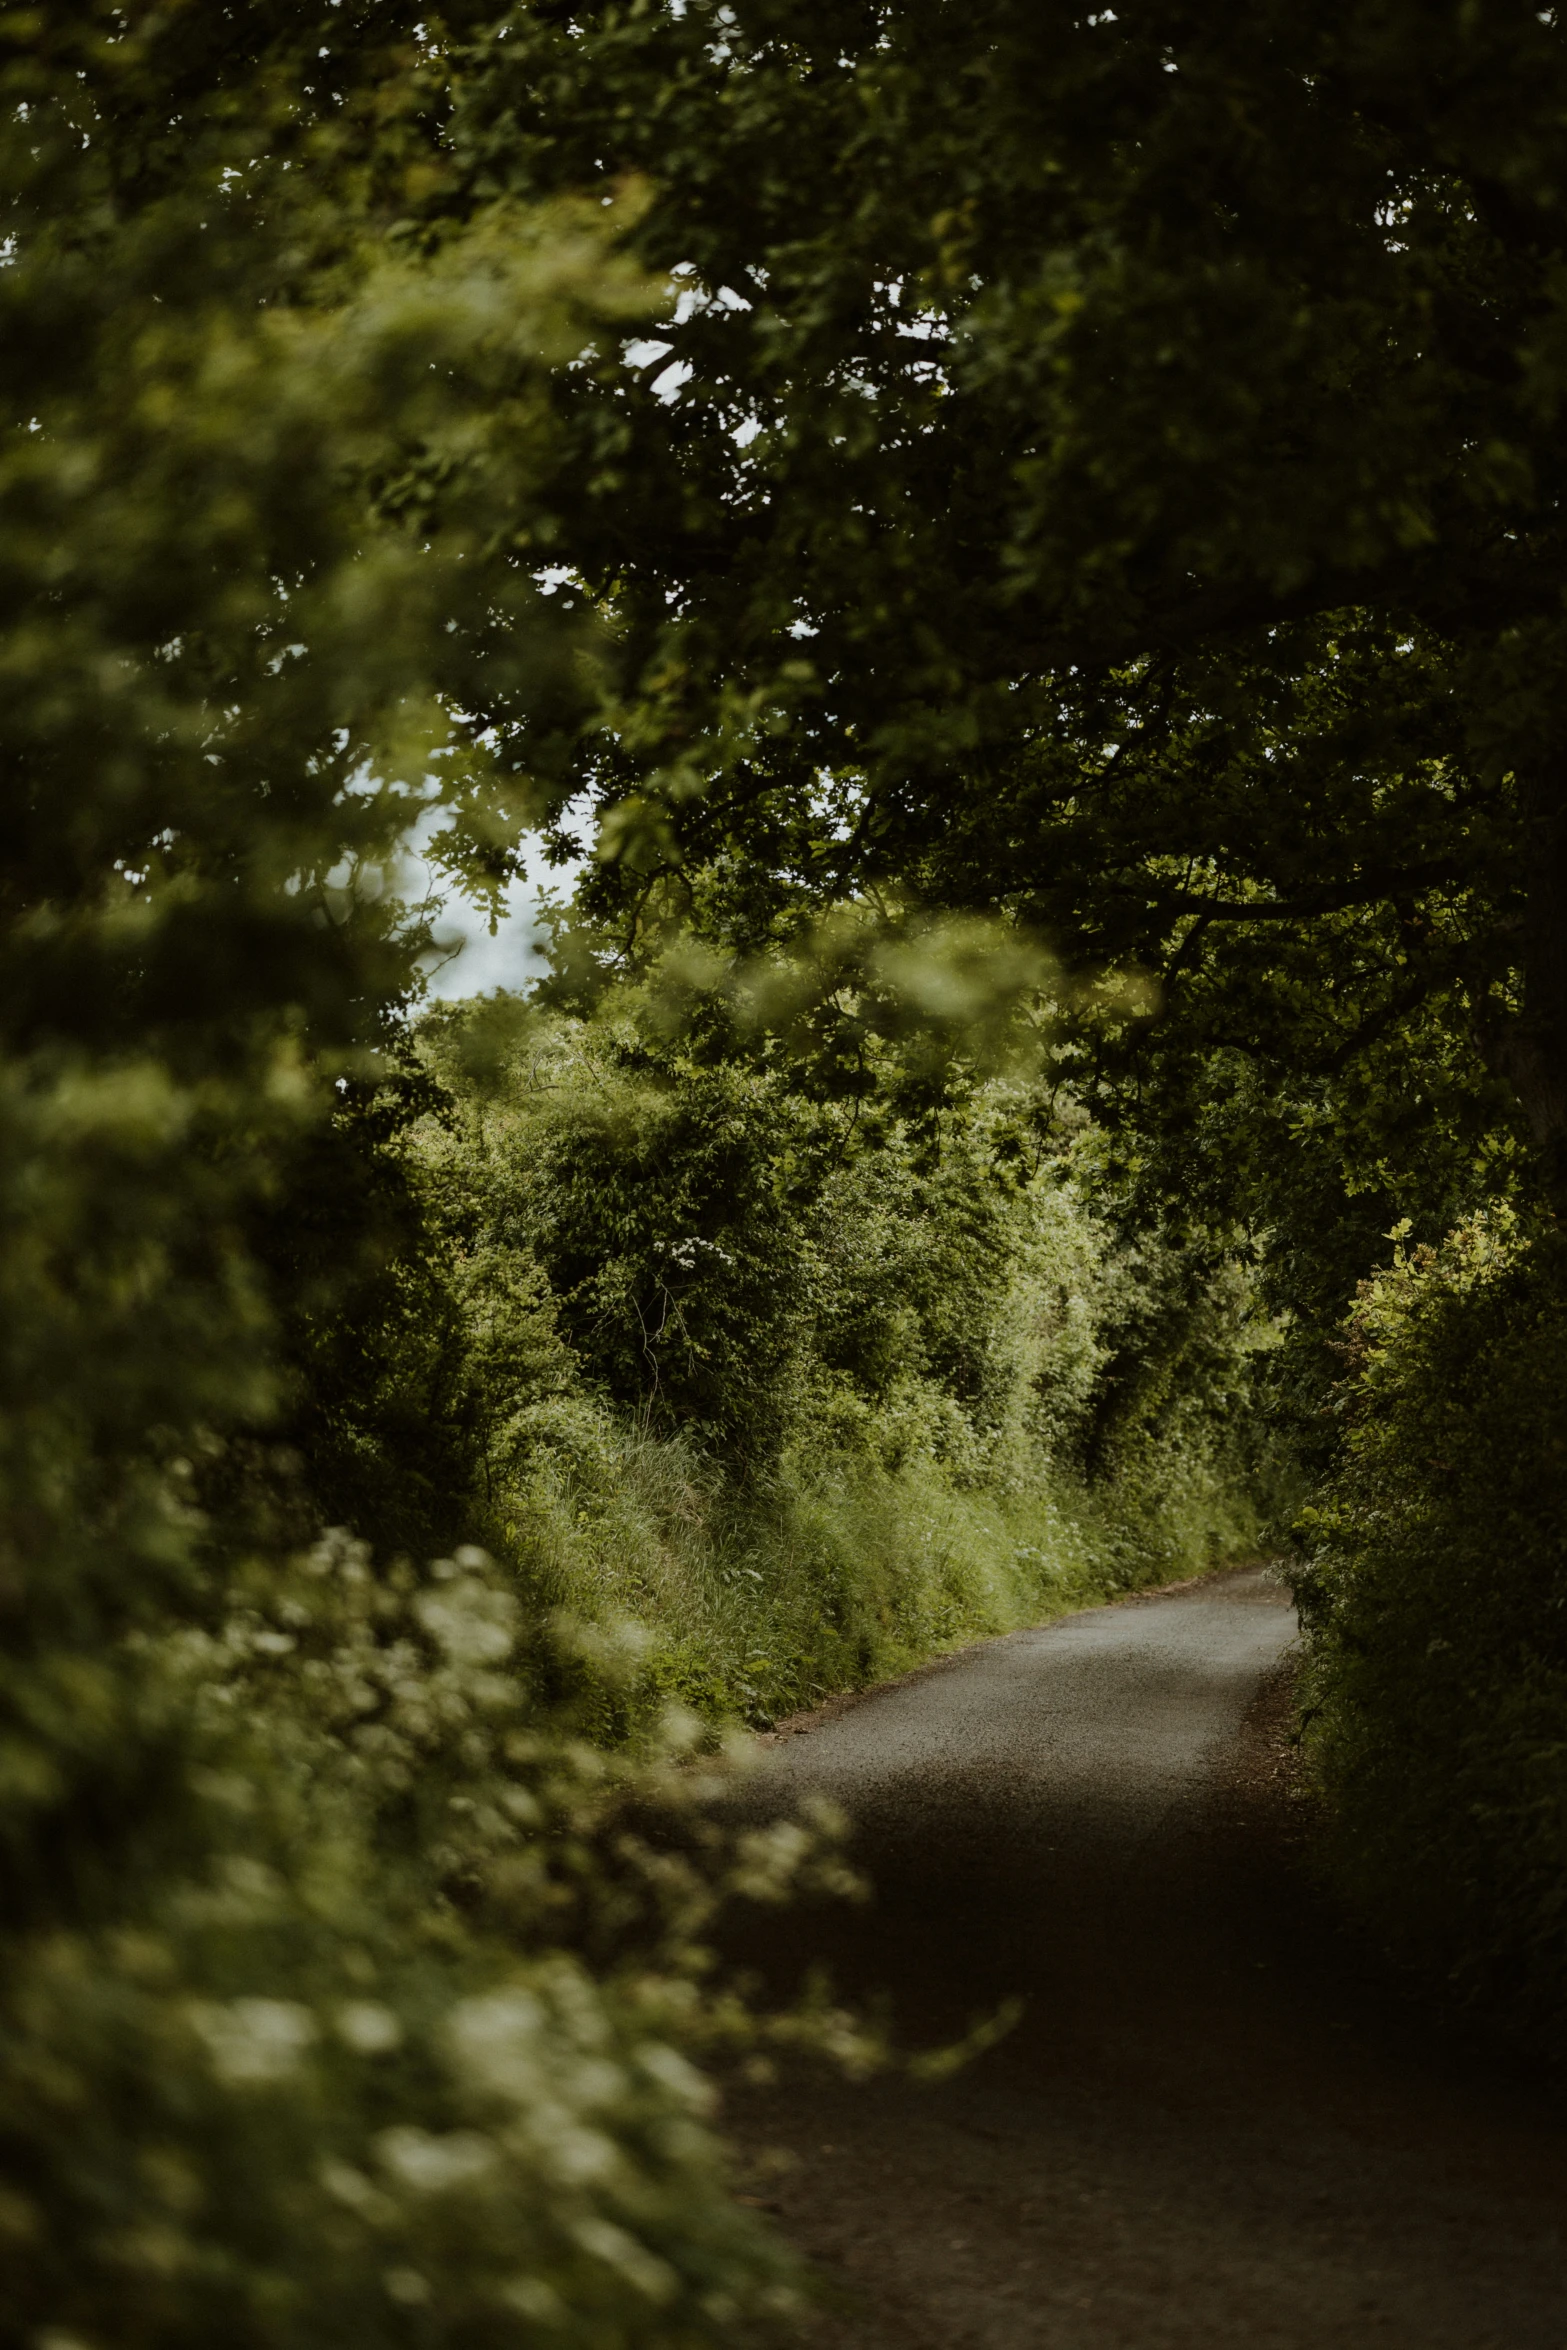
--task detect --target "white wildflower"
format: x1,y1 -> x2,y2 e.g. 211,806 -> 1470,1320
501,2277 -> 566,2322
445,1988 -> 544,2095
572,2217 -> 677,2303
635,2042 -> 713,2113
415,1579 -> 518,1666
191,1998 -> 317,2085
319,2160 -> 392,2220
375,2126 -> 498,2194
382,2268 -> 431,2305
335,2001 -> 402,2055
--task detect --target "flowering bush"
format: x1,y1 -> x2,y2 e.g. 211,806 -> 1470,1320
5,1531 -> 867,2348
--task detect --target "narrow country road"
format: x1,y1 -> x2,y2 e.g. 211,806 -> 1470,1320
722,1567 -> 1567,2348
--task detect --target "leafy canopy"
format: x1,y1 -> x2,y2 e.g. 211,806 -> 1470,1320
428,0 -> 1567,1268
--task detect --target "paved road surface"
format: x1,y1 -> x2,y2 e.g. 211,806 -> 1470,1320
721,1567 -> 1567,2348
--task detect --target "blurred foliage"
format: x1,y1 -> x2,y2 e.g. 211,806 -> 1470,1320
0,6 -> 865,2342
9,1532 -> 863,2348
1296,1218 -> 1567,2048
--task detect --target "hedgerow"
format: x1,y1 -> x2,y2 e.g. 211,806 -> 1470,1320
407,995 -> 1277,1728
1296,1215 -> 1567,2043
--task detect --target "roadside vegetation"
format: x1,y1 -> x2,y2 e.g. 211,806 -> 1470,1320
400,985 -> 1274,1730
12,3 -> 1567,2344
1296,1219 -> 1567,2046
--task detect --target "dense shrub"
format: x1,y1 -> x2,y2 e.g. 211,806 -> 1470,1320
408,998 -> 1277,1725
490,1057 -> 821,1450
1296,1214 -> 1567,2042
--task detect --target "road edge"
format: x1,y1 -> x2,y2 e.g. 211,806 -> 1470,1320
755,1557 -> 1293,1747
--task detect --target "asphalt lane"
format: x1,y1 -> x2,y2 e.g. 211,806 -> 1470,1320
721,1567 -> 1567,2349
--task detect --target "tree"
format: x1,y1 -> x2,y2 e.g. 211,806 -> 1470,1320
432,0 -> 1567,1236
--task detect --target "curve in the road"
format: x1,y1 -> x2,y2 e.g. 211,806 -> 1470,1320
722,1566 -> 1567,2350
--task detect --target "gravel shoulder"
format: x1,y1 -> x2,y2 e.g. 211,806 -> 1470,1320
720,1567 -> 1567,2348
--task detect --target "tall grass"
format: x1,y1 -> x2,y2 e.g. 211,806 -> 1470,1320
489,1400 -> 1265,1728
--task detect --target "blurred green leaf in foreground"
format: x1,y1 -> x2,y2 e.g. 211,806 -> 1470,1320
0,6 -> 843,2341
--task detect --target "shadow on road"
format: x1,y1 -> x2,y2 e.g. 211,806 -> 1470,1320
719,1567 -> 1567,2349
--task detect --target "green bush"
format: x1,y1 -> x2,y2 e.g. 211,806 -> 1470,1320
1296,1214 -> 1567,2042
488,1418 -> 1268,1731
491,1055 -> 820,1451
410,997 -> 1276,1726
